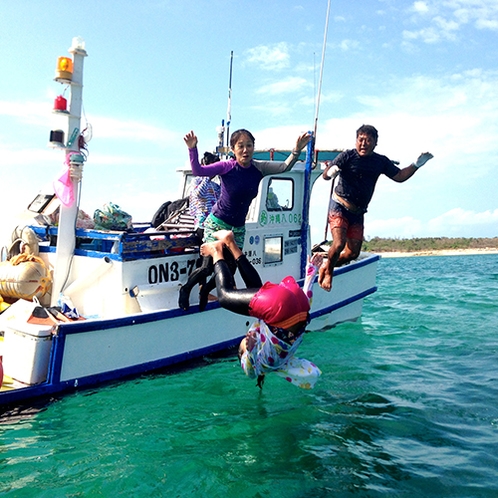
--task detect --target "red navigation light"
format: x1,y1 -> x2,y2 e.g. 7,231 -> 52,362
53,95 -> 67,112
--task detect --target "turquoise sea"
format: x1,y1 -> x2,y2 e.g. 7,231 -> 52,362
1,254 -> 497,497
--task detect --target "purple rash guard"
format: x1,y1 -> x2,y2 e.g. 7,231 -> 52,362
188,147 -> 292,227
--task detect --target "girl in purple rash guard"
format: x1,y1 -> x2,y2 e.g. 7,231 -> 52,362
178,128 -> 311,311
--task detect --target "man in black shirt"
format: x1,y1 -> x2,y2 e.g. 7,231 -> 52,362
319,124 -> 433,291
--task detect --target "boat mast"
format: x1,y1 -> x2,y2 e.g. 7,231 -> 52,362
225,51 -> 233,152
313,0 -> 331,140
217,51 -> 233,159
51,38 -> 88,305
301,0 -> 331,278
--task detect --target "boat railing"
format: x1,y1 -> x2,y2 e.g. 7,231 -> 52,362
28,223 -> 201,262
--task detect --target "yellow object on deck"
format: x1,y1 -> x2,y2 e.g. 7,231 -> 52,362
0,253 -> 52,300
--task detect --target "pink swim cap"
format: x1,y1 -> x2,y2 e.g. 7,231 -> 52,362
249,276 -> 310,329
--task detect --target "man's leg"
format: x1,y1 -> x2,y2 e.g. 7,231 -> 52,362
336,218 -> 364,266
319,200 -> 365,291
336,238 -> 363,266
318,226 -> 347,292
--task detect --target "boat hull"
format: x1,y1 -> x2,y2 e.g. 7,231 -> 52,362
0,254 -> 378,407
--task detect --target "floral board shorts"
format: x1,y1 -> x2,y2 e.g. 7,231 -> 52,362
203,213 -> 246,249
328,199 -> 364,241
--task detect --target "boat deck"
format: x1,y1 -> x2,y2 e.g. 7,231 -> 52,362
29,223 -> 201,261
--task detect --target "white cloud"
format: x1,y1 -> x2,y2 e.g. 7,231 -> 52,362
366,208 -> 498,238
251,124 -> 311,149
0,100 -> 52,128
302,66 -> 498,240
256,77 -> 309,96
339,69 -> 498,164
0,146 -> 56,166
404,0 -> 498,44
366,216 -> 424,239
87,115 -> 180,144
403,25 -> 456,43
433,15 -> 460,33
412,1 -> 429,14
0,98 -> 180,148
249,103 -> 292,119
427,208 -> 498,235
476,18 -> 498,29
338,39 -> 360,51
244,43 -> 290,70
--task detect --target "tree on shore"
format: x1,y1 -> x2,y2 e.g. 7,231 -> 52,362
361,237 -> 498,253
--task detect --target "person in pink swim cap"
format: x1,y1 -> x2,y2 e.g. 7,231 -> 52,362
200,230 -> 322,389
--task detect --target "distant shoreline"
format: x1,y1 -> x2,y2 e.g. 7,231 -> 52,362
377,248 -> 498,258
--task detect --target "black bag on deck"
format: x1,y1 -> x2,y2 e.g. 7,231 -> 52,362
151,197 -> 189,228
151,201 -> 171,228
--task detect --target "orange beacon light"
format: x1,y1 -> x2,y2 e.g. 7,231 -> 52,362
55,56 -> 73,82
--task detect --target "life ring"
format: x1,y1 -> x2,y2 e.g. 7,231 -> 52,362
0,253 -> 52,300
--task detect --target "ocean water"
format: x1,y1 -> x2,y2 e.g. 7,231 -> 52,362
0,254 -> 497,497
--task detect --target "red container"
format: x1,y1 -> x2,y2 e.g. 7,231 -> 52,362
54,95 -> 67,111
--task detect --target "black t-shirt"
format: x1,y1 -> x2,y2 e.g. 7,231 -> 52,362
332,149 -> 400,211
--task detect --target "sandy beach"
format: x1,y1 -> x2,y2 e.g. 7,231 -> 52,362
377,248 -> 498,258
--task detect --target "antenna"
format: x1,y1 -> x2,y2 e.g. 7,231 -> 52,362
226,51 -> 233,150
313,0 -> 332,140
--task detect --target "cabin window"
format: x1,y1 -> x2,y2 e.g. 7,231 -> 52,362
265,178 -> 293,211
183,174 -> 195,198
263,236 -> 283,265
27,193 -> 57,213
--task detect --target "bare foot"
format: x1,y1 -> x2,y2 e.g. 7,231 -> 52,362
318,263 -> 332,292
212,229 -> 243,259
213,230 -> 236,249
213,229 -> 234,243
200,240 -> 224,259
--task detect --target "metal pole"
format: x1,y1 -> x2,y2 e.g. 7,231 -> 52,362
313,0 -> 332,140
225,51 -> 233,151
51,38 -> 88,304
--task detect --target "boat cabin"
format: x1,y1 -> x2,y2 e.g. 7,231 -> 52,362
24,153 -> 339,319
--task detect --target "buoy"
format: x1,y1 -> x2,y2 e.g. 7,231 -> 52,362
0,254 -> 52,300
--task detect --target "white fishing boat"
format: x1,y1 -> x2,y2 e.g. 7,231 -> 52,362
0,38 -> 379,407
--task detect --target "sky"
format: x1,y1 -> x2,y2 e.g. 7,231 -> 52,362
1,0 -> 497,247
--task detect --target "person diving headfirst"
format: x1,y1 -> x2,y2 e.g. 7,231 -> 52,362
201,230 -> 323,389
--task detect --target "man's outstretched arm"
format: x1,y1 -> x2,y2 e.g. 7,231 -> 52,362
392,152 -> 433,182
